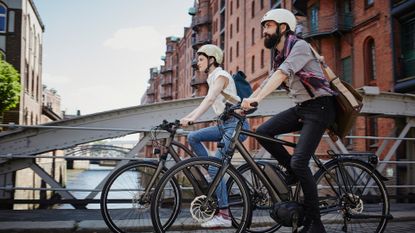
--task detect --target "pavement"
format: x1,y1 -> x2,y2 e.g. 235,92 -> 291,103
0,203 -> 414,233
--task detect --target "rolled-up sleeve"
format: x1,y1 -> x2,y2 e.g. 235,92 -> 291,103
278,40 -> 313,76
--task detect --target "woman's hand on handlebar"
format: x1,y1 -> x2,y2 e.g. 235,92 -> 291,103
241,98 -> 259,110
180,117 -> 195,127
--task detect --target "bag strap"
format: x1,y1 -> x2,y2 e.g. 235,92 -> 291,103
308,44 -> 337,81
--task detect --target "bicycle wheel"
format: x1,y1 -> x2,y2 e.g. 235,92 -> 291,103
227,163 -> 282,233
314,158 -> 390,233
151,157 -> 251,232
100,161 -> 181,233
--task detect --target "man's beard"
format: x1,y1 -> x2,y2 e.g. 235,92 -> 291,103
264,32 -> 281,49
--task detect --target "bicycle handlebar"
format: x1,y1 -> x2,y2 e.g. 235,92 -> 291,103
221,102 -> 258,120
156,120 -> 181,132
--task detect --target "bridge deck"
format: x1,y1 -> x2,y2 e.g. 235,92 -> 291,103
0,203 -> 414,232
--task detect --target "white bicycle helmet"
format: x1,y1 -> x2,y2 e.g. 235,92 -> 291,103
197,44 -> 223,64
261,8 -> 297,31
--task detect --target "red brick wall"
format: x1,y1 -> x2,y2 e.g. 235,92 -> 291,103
142,0 -> 400,159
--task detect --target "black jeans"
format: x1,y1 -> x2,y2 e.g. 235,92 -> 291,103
256,96 -> 336,219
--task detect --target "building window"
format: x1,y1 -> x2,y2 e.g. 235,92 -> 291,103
237,0 -> 239,9
365,0 -> 374,8
341,56 -> 352,84
31,70 -> 35,97
0,4 -> 6,33
310,5 -> 319,32
230,47 -> 233,62
8,10 -> 14,33
220,0 -> 226,9
220,11 -> 225,31
260,26 -> 264,38
251,1 -> 255,18
261,49 -> 265,68
364,37 -> 377,83
25,62 -> 29,92
236,41 -> 239,57
251,55 -> 255,73
230,0 -> 233,15
401,18 -> 415,79
260,0 -> 264,10
252,28 -> 255,45
271,0 -> 282,9
220,33 -> 225,50
36,75 -> 40,101
236,17 -> 240,33
230,24 -> 233,39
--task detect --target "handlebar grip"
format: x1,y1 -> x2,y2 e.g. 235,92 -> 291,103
250,102 -> 258,107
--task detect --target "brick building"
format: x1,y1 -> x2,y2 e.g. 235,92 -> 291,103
141,0 -> 414,179
0,0 -> 44,126
0,0 -> 67,210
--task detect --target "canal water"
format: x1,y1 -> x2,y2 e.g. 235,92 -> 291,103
58,164 -> 113,209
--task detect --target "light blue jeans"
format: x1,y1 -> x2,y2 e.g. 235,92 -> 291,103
187,117 -> 249,208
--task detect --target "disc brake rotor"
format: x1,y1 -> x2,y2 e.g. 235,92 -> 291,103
190,195 -> 217,223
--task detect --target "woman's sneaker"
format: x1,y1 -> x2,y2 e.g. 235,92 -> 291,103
201,215 -> 232,228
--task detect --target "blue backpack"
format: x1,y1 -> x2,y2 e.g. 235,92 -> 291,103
232,71 -> 253,100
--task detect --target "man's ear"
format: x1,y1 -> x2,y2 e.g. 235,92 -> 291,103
280,23 -> 288,33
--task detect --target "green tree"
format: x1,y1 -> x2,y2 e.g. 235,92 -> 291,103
0,58 -> 21,115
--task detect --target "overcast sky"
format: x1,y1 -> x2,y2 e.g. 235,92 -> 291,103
34,0 -> 194,115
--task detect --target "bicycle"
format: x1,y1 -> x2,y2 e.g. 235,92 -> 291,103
100,120 -> 201,233
150,103 -> 392,233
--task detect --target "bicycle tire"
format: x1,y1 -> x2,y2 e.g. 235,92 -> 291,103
314,158 -> 390,233
150,157 -> 252,232
227,163 -> 282,233
100,160 -> 181,233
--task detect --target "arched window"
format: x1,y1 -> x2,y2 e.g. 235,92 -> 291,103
364,37 -> 377,83
261,49 -> 265,68
0,4 -> 7,33
251,56 -> 255,73
236,41 -> 239,57
251,28 -> 255,45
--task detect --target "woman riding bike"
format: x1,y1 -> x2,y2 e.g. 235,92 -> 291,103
180,44 -> 249,228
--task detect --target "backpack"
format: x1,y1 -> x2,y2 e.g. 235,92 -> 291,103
232,71 -> 253,100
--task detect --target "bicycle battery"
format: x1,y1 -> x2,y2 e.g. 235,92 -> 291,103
261,162 -> 290,201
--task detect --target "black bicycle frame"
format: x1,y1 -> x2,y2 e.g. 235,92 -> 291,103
206,115 -> 298,204
141,128 -> 207,197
